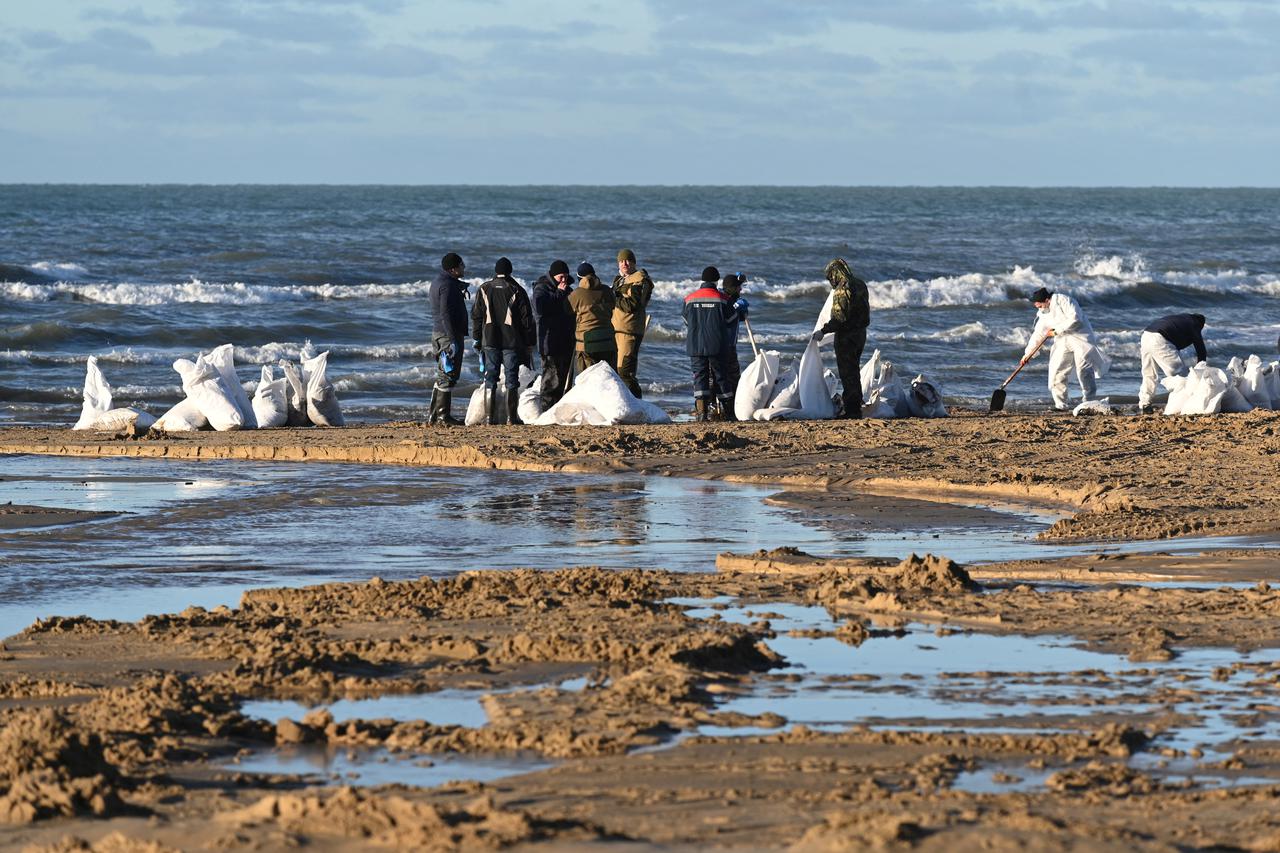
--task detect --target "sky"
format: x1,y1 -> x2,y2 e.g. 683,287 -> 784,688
2,0 -> 1278,185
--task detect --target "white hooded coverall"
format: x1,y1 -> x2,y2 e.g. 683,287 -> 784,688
1023,293 -> 1110,410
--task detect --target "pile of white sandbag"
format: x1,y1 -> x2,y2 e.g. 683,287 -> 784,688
71,356 -> 157,432
72,344 -> 344,432
465,365 -> 539,426
534,361 -> 672,426
1163,356 -> 1280,416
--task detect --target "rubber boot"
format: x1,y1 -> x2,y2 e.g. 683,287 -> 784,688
487,388 -> 502,425
438,390 -> 460,426
717,396 -> 736,422
843,397 -> 862,420
694,398 -> 710,422
505,390 -> 521,425
428,388 -> 442,424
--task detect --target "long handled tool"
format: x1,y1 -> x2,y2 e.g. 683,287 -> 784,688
990,337 -> 1046,412
743,317 -> 760,359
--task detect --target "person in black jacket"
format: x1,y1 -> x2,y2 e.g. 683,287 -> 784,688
429,252 -> 469,425
532,260 -> 576,411
472,257 -> 536,424
683,266 -> 734,421
1139,313 -> 1207,414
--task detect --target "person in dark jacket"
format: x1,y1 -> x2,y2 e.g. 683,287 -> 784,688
568,262 -> 617,375
429,252 -> 469,425
813,258 -> 870,419
683,266 -> 734,422
715,272 -> 749,416
472,257 -> 536,424
532,260 -> 576,411
1139,313 -> 1207,414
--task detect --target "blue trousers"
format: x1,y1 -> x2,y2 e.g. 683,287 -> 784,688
482,347 -> 522,391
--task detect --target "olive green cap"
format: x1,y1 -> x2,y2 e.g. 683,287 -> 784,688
617,248 -> 637,264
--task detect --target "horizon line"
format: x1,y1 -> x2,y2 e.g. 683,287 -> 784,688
3,182 -> 1280,191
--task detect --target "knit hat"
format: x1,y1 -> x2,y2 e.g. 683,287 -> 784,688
722,273 -> 744,288
1029,287 -> 1052,304
617,248 -> 636,264
548,259 -> 570,278
441,252 -> 464,271
701,266 -> 720,283
494,257 -> 512,276
577,262 -> 596,278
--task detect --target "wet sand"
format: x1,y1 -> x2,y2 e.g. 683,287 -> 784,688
2,409 -> 1280,849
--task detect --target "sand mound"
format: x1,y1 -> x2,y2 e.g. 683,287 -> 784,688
887,553 -> 975,592
0,710 -> 124,824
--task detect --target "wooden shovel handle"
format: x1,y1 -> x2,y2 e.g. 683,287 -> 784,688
1001,336 -> 1047,389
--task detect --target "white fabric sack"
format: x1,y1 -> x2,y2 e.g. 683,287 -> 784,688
1265,362 -> 1280,410
1073,398 -> 1113,416
280,360 -> 311,427
1220,383 -> 1254,414
153,397 -> 207,432
794,337 -> 837,419
517,374 -> 545,425
1239,355 -> 1272,410
813,290 -> 835,347
863,359 -> 908,419
466,365 -> 537,425
303,351 -> 344,427
907,374 -> 948,418
734,350 -> 780,421
1179,363 -> 1230,415
863,394 -> 899,419
208,344 -> 257,429
174,355 -> 243,431
1161,374 -> 1191,416
534,361 -> 671,426
860,349 -> 882,401
465,387 -> 488,426
753,405 -> 803,421
84,407 -> 156,432
73,356 -> 113,430
252,365 -> 289,428
767,366 -> 801,410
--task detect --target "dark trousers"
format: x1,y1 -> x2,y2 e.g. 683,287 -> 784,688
834,328 -> 867,418
691,354 -> 730,400
713,348 -> 741,399
482,347 -> 521,392
433,335 -> 463,391
539,351 -> 572,410
576,348 -> 617,376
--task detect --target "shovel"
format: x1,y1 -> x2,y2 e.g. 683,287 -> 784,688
990,337 -> 1046,412
744,317 -> 760,359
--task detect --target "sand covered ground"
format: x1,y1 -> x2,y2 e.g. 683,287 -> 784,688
2,408 -> 1280,850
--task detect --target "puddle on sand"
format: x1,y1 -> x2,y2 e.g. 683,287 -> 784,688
675,598 -> 1280,789
228,745 -> 552,789
0,454 -> 1057,639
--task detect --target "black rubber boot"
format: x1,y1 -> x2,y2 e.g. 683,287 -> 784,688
717,396 -> 736,422
428,388 -> 442,424
487,388 -> 502,425
438,390 -> 460,426
694,398 -> 710,422
505,391 -> 521,425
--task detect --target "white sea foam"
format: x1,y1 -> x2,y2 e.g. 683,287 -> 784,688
1073,252 -> 1148,280
29,261 -> 91,279
0,279 -> 436,305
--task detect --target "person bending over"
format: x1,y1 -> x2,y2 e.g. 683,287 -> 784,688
1139,313 -> 1206,414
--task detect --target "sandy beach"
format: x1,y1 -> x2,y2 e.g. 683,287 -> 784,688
2,409 -> 1280,850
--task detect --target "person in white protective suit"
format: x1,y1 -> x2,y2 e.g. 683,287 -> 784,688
1021,287 -> 1110,410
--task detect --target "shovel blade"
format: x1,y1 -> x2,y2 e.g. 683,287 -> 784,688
989,387 -> 1007,412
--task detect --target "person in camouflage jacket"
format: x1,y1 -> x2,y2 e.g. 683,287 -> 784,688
813,258 -> 871,418
612,248 -> 654,398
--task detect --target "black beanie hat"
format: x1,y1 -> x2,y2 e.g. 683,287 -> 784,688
548,259 -> 570,278
1029,287 -> 1051,304
441,252 -> 463,271
577,262 -> 595,278
701,266 -> 720,283
494,257 -> 512,276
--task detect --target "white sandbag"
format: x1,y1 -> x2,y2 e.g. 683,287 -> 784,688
517,375 -> 544,425
73,356 -> 113,430
863,395 -> 899,420
252,365 -> 288,429
814,290 -> 835,347
1178,363 -> 1230,415
302,351 -> 344,427
174,355 -> 243,431
83,407 -> 156,432
1073,398 -> 1113,416
795,337 -> 837,419
753,406 -> 803,421
767,366 -> 801,410
860,349 -> 882,401
534,361 -> 671,426
466,364 -> 538,425
1220,384 -> 1254,414
1239,355 -> 1272,410
907,374 -> 948,418
1266,362 -> 1280,410
863,359 -> 908,419
280,360 -> 311,427
208,343 -> 257,429
1161,374 -> 1191,415
734,350 -> 780,421
153,397 -> 207,432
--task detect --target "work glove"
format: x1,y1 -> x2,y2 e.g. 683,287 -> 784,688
734,297 -> 749,316
811,330 -> 823,343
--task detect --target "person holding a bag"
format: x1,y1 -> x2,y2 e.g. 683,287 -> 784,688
428,252 -> 469,426
812,258 -> 870,419
569,262 -> 617,374
471,256 -> 536,424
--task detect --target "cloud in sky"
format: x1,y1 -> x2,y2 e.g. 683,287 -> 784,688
0,0 -> 1276,184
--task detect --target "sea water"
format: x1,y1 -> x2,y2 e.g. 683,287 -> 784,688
3,186 -> 1279,424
